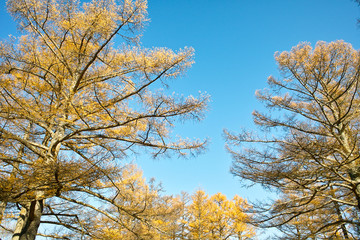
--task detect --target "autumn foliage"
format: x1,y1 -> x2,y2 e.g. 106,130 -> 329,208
226,41 -> 360,239
0,163 -> 255,239
0,0 -> 212,238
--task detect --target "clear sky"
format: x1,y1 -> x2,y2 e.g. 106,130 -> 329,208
1,0 -> 360,207
136,0 -> 360,202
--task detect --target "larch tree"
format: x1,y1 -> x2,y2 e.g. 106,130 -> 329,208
206,193 -> 253,240
225,41 -> 360,239
56,164 -> 180,240
186,190 -> 212,239
272,188 -> 353,240
149,193 -> 190,240
185,190 -> 255,240
0,0 -> 209,239
1,163 -> 199,239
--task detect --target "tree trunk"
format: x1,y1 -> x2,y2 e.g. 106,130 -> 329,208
0,201 -> 6,224
348,167 -> 360,212
3,124 -> 32,226
12,200 -> 44,240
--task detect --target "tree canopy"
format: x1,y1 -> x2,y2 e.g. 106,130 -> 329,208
0,0 -> 209,238
226,40 -> 360,239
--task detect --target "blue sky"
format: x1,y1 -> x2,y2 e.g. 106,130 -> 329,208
1,0 -> 359,202
137,0 -> 360,201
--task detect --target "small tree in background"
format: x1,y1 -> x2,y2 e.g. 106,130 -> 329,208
185,190 -> 254,240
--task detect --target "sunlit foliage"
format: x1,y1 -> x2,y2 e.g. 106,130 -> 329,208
226,41 -> 360,239
185,190 -> 255,240
0,0 -> 209,238
3,165 -> 254,239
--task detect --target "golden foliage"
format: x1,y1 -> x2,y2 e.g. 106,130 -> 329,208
226,40 -> 360,239
0,0 -> 208,239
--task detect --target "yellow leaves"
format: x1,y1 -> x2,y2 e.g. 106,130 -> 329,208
112,46 -> 194,77
76,1 -> 119,38
0,1 -> 209,237
8,0 -> 61,24
260,40 -> 360,133
185,190 -> 255,239
275,41 -> 359,80
271,95 -> 286,105
100,228 -> 124,239
83,175 -> 255,239
1,0 -> 202,154
102,118 -> 147,138
56,0 -> 148,49
121,0 -> 148,26
105,125 -> 132,136
25,162 -> 255,239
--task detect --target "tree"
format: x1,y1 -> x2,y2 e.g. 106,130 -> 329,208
0,0 -> 209,239
185,190 -> 255,240
205,193 -> 254,240
271,188 -> 353,240
150,193 -> 190,240
225,41 -> 360,239
186,190 -> 212,239
0,163 -> 192,239
56,164 -> 181,240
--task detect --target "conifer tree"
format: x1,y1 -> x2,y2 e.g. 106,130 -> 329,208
226,41 -> 360,239
0,0 -> 208,238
